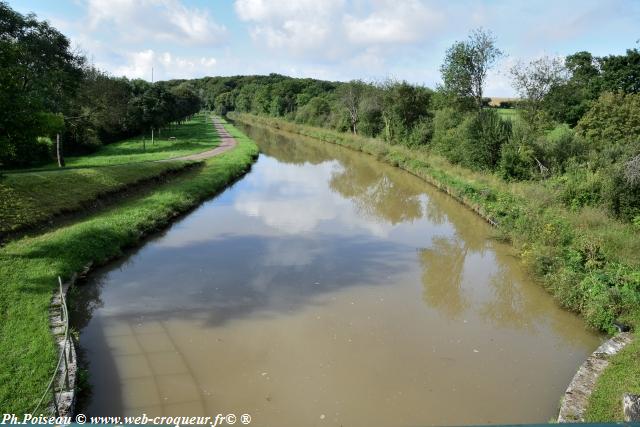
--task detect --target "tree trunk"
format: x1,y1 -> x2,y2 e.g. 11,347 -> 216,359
56,134 -> 65,168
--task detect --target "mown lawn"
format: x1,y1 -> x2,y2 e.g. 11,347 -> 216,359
0,120 -> 258,415
0,162 -> 192,236
11,113 -> 219,171
0,113 -> 222,237
63,114 -> 218,167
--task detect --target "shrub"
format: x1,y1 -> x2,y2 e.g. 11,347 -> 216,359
538,124 -> 587,173
577,91 -> 640,149
498,139 -> 534,180
604,156 -> 640,221
431,108 -> 468,163
560,164 -> 604,209
461,109 -> 512,170
405,118 -> 434,147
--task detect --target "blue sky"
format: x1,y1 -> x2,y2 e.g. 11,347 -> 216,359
9,0 -> 640,96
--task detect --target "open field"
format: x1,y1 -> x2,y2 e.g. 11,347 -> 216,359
495,108 -> 519,120
488,97 -> 519,107
0,117 -> 258,413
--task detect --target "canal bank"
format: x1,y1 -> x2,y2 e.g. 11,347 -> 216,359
0,118 -> 258,415
228,112 -> 639,421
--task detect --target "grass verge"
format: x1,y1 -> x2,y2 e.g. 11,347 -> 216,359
0,161 -> 194,237
230,112 -> 640,421
0,119 -> 258,414
585,330 -> 640,421
10,113 -> 219,171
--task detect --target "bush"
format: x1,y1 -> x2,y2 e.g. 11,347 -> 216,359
604,156 -> 640,221
560,164 -> 604,209
405,118 -> 434,147
431,108 -> 468,163
577,91 -> 640,149
538,124 -> 587,173
461,109 -> 512,170
499,139 -> 534,180
294,97 -> 330,127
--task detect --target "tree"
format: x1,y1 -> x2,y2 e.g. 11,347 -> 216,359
599,48 -> 640,94
440,28 -> 503,110
338,80 -> 365,134
510,56 -> 568,126
576,91 -> 640,152
380,80 -> 433,144
0,1 -> 84,166
542,51 -> 601,126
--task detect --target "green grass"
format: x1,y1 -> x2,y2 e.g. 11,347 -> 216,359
0,162 -> 193,236
231,111 -> 640,421
13,113 -> 220,171
0,118 -> 258,415
64,114 -> 218,166
0,113 -> 223,238
585,330 -> 640,421
495,108 -> 520,121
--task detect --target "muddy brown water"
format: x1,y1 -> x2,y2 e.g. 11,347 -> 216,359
72,123 -> 601,426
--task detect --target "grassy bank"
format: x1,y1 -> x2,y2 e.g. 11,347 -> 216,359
230,112 -> 639,420
0,114 -> 223,239
0,162 -> 195,237
0,118 -> 258,414
12,113 -> 218,171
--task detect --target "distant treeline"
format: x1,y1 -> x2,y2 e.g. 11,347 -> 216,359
184,42 -> 639,223
0,2 -> 201,168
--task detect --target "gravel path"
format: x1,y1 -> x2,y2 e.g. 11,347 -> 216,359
162,116 -> 237,162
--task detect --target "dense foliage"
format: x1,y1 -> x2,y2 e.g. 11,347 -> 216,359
0,2 -> 201,168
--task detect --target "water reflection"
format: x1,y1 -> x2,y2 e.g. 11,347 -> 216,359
72,122 -> 602,425
419,236 -> 469,318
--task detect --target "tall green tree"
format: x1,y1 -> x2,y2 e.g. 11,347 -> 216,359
510,56 -> 568,127
440,28 -> 503,110
0,1 -> 84,166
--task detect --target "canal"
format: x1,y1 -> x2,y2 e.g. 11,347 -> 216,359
72,122 -> 601,426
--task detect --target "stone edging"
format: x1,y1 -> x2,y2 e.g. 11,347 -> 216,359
557,332 -> 633,422
46,263 -> 91,417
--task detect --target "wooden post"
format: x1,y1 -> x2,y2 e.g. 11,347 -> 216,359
151,127 -> 154,145
56,134 -> 65,167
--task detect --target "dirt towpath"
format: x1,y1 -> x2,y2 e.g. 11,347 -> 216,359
162,116 -> 237,162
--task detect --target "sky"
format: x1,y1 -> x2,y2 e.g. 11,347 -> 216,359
9,0 -> 640,96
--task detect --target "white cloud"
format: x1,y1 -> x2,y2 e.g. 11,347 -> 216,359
343,0 -> 445,45
235,0 -> 345,56
113,49 -> 217,80
86,0 -> 227,46
233,0 -> 447,67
